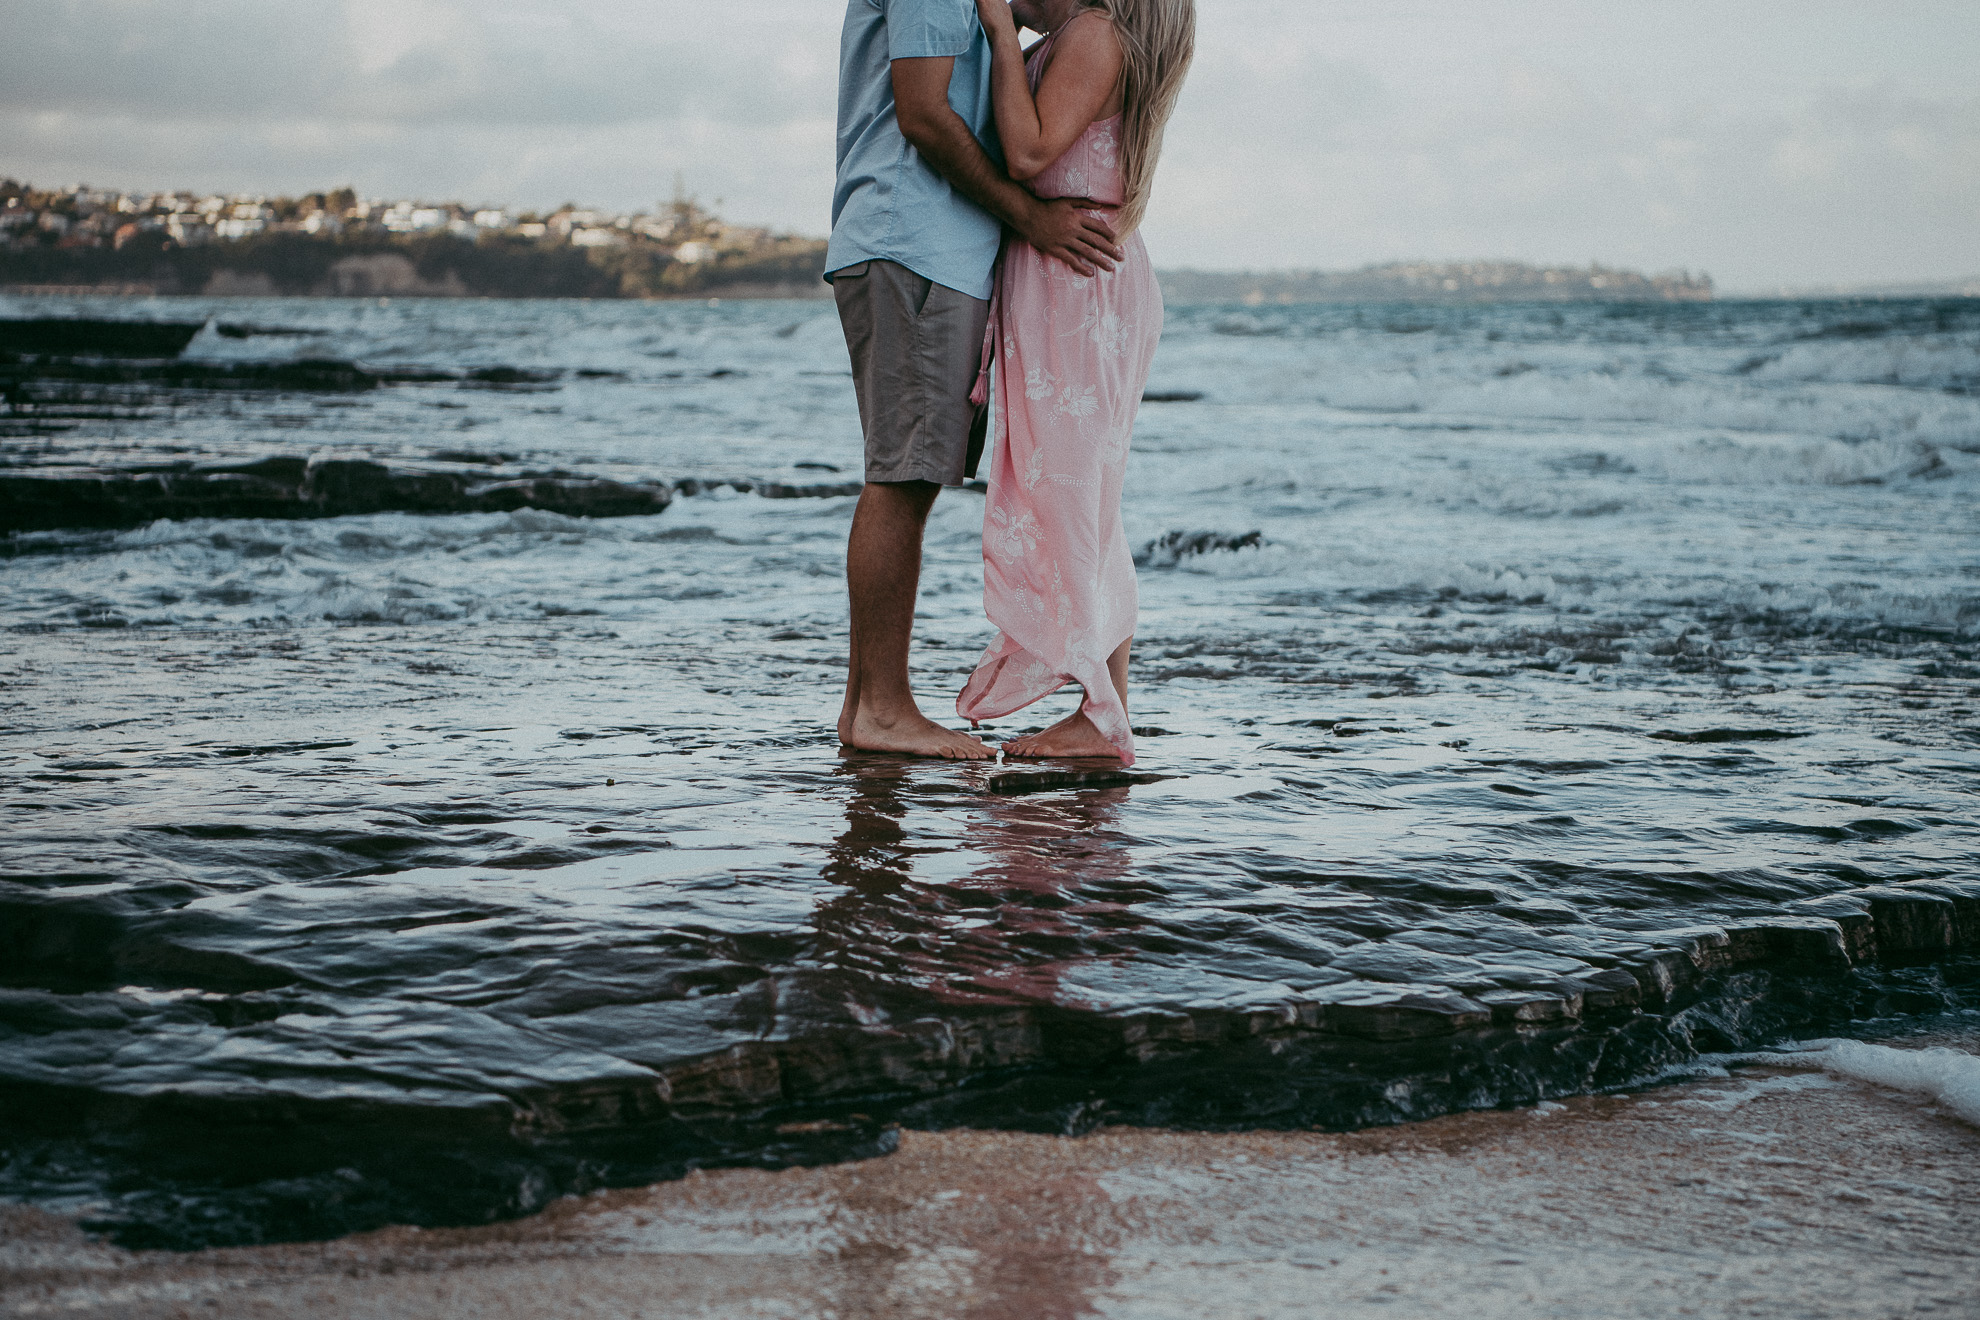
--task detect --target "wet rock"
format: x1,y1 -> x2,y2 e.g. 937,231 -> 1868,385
214,323 -> 313,340
1722,916 -> 1854,970
671,477 -> 866,500
1134,529 -> 1264,569
462,366 -> 561,391
1648,925 -> 1735,971
1317,985 -> 1493,1040
1788,893 -> 1879,963
3,355 -> 380,391
1475,988 -> 1580,1025
986,768 -> 1174,795
0,457 -> 672,532
429,449 -> 517,466
1857,887 -> 1958,957
1894,877 -> 1980,947
1565,966 -> 1644,1010
0,317 -> 204,358
1646,728 -> 1808,744
1331,945 -> 1487,986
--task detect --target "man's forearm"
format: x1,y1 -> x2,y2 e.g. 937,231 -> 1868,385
889,56 -> 1116,274
903,110 -> 1036,233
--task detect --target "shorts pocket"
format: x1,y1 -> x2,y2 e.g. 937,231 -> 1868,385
909,270 -> 937,318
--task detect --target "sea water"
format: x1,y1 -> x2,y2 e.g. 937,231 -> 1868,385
2,293 -> 1976,1245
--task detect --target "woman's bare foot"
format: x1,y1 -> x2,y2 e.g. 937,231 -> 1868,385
1000,707 -> 1084,754
842,706 -> 994,760
1001,708 -> 1121,759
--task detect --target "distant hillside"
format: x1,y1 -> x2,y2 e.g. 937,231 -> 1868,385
3,230 -> 1726,306
1156,261 -> 1713,304
0,232 -> 831,300
1741,276 -> 1980,300
0,177 -> 833,300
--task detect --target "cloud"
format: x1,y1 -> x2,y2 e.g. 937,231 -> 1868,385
1144,40 -> 1980,287
0,0 -> 836,126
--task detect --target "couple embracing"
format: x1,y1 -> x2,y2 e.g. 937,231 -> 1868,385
829,0 -> 1195,765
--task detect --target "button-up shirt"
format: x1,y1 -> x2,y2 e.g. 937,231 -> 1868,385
826,0 -> 1003,301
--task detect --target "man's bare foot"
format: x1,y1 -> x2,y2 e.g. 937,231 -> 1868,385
842,707 -> 994,760
1001,709 -> 1121,759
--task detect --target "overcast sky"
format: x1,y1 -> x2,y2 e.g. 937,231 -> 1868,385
4,0 -> 1976,290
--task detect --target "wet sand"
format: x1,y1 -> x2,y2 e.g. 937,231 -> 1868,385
5,1047 -> 1975,1320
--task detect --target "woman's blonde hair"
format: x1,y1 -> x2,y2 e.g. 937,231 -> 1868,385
1073,0 -> 1195,234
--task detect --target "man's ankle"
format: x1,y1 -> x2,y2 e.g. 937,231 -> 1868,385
854,698 -> 926,729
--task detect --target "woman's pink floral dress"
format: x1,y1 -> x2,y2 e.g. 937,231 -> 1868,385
956,31 -> 1163,765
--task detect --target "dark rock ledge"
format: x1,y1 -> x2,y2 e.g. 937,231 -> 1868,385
0,458 -> 879,533
0,458 -> 675,532
0,876 -> 1975,1249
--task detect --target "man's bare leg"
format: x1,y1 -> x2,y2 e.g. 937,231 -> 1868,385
839,480 -> 992,759
1002,636 -> 1131,758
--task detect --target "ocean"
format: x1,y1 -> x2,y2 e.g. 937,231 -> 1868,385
2,292 -> 1976,1248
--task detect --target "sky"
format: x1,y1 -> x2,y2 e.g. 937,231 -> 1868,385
3,0 -> 1977,291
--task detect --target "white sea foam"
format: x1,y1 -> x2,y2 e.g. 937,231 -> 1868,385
1752,338 -> 1980,394
1674,1072 -> 1843,1112
1754,1040 -> 1980,1127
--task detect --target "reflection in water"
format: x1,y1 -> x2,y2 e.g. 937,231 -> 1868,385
817,759 -> 1139,1010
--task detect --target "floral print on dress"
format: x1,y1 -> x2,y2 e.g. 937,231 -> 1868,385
1021,445 -> 1046,492
990,505 -> 1042,560
956,28 -> 1163,766
1054,383 -> 1099,420
1089,311 -> 1129,359
1088,122 -> 1119,169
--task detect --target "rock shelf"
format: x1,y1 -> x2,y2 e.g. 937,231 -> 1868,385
0,458 -> 674,531
987,768 -> 1177,794
0,317 -> 206,358
1,874 -> 1974,1248
0,460 -> 889,532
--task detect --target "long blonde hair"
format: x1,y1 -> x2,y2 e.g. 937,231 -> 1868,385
1072,0 -> 1196,234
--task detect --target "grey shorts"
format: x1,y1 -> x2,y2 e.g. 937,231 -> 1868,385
832,259 -> 990,486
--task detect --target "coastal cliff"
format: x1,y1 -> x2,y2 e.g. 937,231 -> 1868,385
0,231 -> 833,301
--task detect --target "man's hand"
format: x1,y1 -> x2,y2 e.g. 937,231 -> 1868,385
1017,198 -> 1121,277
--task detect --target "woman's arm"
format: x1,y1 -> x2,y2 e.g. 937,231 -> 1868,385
976,2 -> 1123,182
893,57 -> 1121,274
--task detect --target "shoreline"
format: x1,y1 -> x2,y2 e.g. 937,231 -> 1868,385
11,286 -> 1980,306
4,1034 -> 1975,1319
1,283 -> 835,302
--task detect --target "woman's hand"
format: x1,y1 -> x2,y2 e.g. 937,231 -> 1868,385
976,0 -> 1017,36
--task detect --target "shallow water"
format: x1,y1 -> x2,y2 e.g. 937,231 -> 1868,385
2,293 -> 1977,1244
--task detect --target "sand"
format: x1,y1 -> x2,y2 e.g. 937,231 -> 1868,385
3,1045 -> 1977,1320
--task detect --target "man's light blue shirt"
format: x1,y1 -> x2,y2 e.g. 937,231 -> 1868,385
826,0 -> 1002,302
